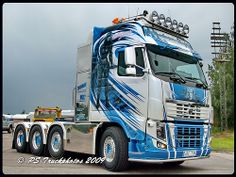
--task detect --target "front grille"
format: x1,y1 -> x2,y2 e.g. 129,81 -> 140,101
175,127 -> 202,148
165,101 -> 209,120
176,103 -> 201,119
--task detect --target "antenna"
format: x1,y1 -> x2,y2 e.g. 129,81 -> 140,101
137,7 -> 139,16
128,4 -> 130,18
168,9 -> 171,18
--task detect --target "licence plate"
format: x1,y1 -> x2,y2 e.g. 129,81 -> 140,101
183,150 -> 196,157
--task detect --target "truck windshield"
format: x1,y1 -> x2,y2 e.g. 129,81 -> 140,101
34,110 -> 57,118
146,44 -> 208,87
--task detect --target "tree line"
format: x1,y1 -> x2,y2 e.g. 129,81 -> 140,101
207,24 -> 234,130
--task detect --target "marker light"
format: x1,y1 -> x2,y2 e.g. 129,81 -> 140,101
159,14 -> 165,25
112,17 -> 125,24
165,17 -> 172,28
183,24 -> 189,34
112,17 -> 119,24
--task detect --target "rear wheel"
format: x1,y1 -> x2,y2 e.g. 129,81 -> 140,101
100,127 -> 129,171
14,125 -> 27,153
48,126 -> 64,159
29,126 -> 44,156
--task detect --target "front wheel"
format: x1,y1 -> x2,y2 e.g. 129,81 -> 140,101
100,127 -> 129,171
47,126 -> 64,159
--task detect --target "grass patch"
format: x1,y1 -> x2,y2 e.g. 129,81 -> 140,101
211,130 -> 234,152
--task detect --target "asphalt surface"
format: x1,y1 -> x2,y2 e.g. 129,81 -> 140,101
2,132 -> 234,174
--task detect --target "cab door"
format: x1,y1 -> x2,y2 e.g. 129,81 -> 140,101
111,45 -> 149,134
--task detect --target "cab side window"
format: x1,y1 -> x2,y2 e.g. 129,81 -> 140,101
117,51 -> 126,76
135,47 -> 145,76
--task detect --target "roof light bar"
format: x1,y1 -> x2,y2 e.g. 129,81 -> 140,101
147,10 -> 190,38
111,10 -> 189,38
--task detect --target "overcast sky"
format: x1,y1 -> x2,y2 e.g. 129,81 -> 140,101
3,3 -> 234,114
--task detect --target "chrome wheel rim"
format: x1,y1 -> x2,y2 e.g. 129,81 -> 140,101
32,131 -> 41,150
104,136 -> 115,162
17,130 -> 24,147
51,132 -> 61,153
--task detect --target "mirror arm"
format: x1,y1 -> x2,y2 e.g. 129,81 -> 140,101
142,68 -> 150,74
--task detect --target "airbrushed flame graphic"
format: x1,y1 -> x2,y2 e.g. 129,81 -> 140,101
90,23 -> 146,131
169,82 -> 207,104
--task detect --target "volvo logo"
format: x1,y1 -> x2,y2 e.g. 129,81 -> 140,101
188,108 -> 194,115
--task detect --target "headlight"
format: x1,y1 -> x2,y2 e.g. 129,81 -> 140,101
210,108 -> 214,124
207,126 -> 212,145
156,122 -> 166,141
157,141 -> 167,149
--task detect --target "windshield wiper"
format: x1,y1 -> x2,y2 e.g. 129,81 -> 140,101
155,71 -> 186,84
185,77 -> 208,89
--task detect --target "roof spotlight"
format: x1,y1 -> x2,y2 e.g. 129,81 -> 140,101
178,22 -> 184,32
150,11 -> 159,23
165,17 -> 172,28
172,19 -> 178,29
143,10 -> 148,17
183,24 -> 189,34
159,14 -> 165,25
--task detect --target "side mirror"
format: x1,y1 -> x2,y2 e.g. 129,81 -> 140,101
124,47 -> 136,76
124,47 -> 136,66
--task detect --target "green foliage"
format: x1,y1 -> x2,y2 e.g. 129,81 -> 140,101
207,28 -> 234,130
211,131 -> 234,152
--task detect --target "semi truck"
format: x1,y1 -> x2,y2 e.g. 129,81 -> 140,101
12,10 -> 213,171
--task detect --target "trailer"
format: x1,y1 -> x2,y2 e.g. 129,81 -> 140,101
12,10 -> 213,171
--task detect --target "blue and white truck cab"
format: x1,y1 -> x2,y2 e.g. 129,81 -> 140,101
12,10 -> 213,171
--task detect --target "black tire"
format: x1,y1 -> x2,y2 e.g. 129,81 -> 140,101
29,125 -> 44,156
14,125 -> 27,153
163,160 -> 184,166
100,127 -> 129,171
47,126 -> 64,159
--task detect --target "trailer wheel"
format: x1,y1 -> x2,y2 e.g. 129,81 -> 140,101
14,125 -> 27,153
163,160 -> 184,166
100,127 -> 129,171
48,126 -> 64,159
29,125 -> 44,156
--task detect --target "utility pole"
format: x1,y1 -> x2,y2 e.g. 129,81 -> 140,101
210,22 -> 230,131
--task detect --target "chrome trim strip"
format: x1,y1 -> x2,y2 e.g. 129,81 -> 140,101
128,155 -> 210,163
